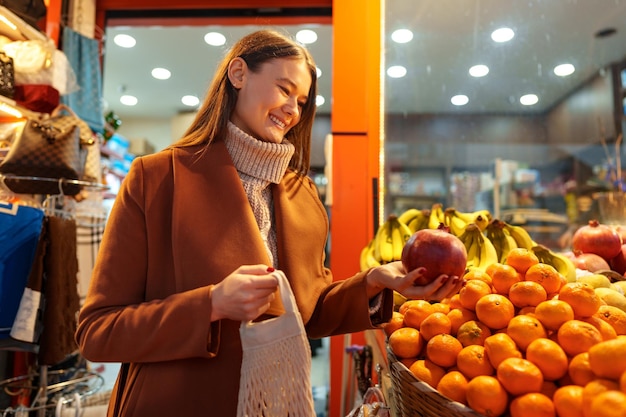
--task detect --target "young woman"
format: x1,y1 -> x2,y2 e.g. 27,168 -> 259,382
76,29 -> 462,416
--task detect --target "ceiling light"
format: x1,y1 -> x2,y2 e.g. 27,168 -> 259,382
120,95 -> 138,106
391,29 -> 413,44
451,95 -> 469,106
204,32 -> 226,46
113,34 -> 136,48
296,29 -> 317,44
316,95 -> 325,107
554,63 -> 575,77
316,67 -> 322,78
151,67 -> 171,80
181,95 -> 199,107
491,27 -> 515,43
469,65 -> 489,77
387,65 -> 407,78
520,94 -> 539,106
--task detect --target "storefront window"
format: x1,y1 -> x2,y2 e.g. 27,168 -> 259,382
383,0 -> 626,250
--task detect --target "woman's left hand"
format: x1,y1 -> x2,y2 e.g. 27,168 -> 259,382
365,261 -> 464,302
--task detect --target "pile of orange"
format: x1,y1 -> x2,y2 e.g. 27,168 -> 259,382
385,247 -> 626,417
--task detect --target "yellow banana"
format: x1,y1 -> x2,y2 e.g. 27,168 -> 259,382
459,223 -> 498,271
485,219 -> 517,263
454,209 -> 492,231
390,215 -> 413,262
502,222 -> 536,250
374,215 -> 396,263
475,231 -> 499,270
403,208 -> 431,233
443,208 -> 469,237
531,244 -> 577,284
428,203 -> 445,230
359,239 -> 380,271
398,208 -> 422,225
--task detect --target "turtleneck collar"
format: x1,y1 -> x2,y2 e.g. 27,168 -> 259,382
224,121 -> 295,184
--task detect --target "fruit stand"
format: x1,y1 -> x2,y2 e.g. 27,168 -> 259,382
364,204 -> 626,417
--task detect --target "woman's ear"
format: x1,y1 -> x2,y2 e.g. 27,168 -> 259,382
227,57 -> 246,89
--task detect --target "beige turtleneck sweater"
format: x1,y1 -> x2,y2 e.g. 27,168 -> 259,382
224,122 -> 295,268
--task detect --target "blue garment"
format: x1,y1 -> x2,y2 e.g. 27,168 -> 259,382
60,26 -> 105,132
0,202 -> 44,338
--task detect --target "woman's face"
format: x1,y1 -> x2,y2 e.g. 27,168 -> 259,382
229,57 -> 312,143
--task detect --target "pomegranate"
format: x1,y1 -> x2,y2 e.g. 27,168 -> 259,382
610,244 -> 626,275
401,228 -> 467,285
571,252 -> 611,272
571,220 -> 622,262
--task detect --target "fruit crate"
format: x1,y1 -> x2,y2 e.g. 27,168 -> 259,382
386,346 -> 482,417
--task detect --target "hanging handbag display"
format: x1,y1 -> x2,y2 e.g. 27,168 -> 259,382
0,51 -> 15,98
236,270 -> 316,417
0,109 -> 82,195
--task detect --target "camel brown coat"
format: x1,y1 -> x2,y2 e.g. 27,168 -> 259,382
76,141 -> 392,416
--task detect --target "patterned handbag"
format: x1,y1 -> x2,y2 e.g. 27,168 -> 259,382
0,51 -> 15,98
0,111 -> 82,195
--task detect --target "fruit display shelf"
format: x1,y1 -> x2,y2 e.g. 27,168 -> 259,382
386,347 -> 482,417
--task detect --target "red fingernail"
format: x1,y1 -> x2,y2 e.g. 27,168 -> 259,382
267,267 -> 275,272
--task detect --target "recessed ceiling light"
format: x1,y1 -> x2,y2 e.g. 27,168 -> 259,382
113,34 -> 136,48
554,63 -> 575,77
296,29 -> 317,44
204,32 -> 226,46
181,95 -> 199,107
520,94 -> 539,106
491,27 -> 515,43
120,95 -> 138,106
316,67 -> 322,78
451,95 -> 469,106
151,67 -> 171,80
391,29 -> 413,44
387,65 -> 407,78
469,65 -> 489,77
316,95 -> 325,107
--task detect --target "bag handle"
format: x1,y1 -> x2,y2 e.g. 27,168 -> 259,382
51,104 -> 78,118
271,270 -> 297,315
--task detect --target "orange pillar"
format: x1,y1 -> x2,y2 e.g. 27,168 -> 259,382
329,0 -> 382,415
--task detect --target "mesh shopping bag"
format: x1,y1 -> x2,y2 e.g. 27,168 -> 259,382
237,270 -> 315,417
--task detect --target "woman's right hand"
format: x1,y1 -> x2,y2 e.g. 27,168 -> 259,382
209,265 -> 279,322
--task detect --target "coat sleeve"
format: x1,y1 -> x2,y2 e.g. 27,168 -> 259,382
75,156 -> 219,363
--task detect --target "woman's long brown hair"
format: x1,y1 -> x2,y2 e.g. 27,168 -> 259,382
170,29 -> 318,176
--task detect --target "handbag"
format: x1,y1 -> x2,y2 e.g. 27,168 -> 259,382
236,270 -> 316,417
0,109 -> 82,195
0,51 -> 15,98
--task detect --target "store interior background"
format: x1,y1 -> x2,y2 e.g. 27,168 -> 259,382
96,1 -> 626,415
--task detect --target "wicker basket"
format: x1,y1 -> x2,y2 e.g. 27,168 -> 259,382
387,346 -> 483,417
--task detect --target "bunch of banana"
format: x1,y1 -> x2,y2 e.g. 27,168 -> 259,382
456,209 -> 492,232
531,244 -> 577,284
485,219 -> 518,263
359,238 -> 380,271
502,222 -> 536,250
397,207 -> 430,234
372,214 -> 413,264
458,222 -> 499,271
428,203 -> 446,230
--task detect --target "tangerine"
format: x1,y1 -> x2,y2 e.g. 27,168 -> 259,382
589,391 -> 626,417
508,280 -> 548,308
568,352 -> 595,387
557,319 -> 603,357
475,293 -> 515,330
447,307 -> 478,334
484,332 -> 523,368
553,385 -> 584,417
408,359 -> 446,388
382,311 -> 405,337
558,282 -> 602,318
507,314 -> 547,351
431,302 -> 451,314
458,279 -> 492,311
594,305 -> 626,335
505,247 -> 540,275
487,262 -> 522,295
456,320 -> 492,347
464,267 -> 493,286
588,337 -> 626,380
524,262 -> 563,294
534,299 -> 575,331
466,375 -> 509,417
456,344 -> 495,379
622,369 -> 626,393
388,326 -> 423,359
401,299 -> 434,328
496,357 -> 544,396
525,338 -> 568,381
419,311 -> 452,340
581,315 -> 617,340
509,392 -> 555,417
436,370 -> 469,405
581,379 -> 620,417
425,333 -> 463,368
